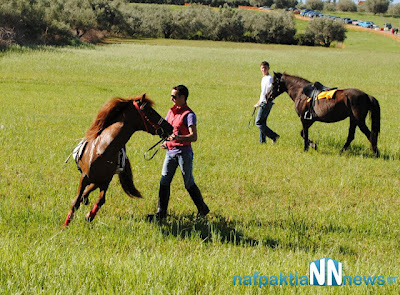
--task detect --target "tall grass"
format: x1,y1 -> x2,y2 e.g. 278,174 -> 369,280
0,31 -> 399,294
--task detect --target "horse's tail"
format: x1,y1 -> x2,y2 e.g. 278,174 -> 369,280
369,95 -> 380,153
118,156 -> 142,198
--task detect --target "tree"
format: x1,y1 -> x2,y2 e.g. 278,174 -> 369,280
388,3 -> 400,15
244,11 -> 296,44
213,6 -> 245,42
249,0 -> 274,7
304,17 -> 346,47
337,0 -> 357,12
305,0 -> 324,10
48,0 -> 97,37
274,0 -> 298,9
365,0 -> 390,14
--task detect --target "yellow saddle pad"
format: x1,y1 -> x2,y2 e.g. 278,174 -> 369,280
307,89 -> 338,102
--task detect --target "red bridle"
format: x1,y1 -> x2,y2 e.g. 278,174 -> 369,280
133,100 -> 164,134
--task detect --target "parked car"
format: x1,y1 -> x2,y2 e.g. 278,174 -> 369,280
352,20 -> 360,25
384,23 -> 392,29
359,21 -> 374,28
292,8 -> 301,14
300,9 -> 311,16
306,10 -> 321,18
341,18 -> 353,24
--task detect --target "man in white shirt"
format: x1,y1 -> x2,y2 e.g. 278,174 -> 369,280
254,61 -> 279,143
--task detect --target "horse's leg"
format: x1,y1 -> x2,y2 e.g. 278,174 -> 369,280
357,121 -> 379,156
340,118 -> 357,154
301,121 -> 316,151
82,183 -> 97,205
63,175 -> 89,228
86,184 -> 109,222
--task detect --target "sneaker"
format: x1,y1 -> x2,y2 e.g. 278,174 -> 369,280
272,135 -> 280,144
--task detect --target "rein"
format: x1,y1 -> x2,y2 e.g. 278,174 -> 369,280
143,138 -> 166,161
248,107 -> 256,128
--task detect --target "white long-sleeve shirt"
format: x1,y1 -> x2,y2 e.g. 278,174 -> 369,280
258,75 -> 273,105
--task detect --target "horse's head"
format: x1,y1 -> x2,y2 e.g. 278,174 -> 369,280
266,72 -> 287,103
135,94 -> 173,139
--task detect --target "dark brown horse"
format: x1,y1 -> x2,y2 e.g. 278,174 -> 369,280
63,94 -> 173,227
266,73 -> 380,156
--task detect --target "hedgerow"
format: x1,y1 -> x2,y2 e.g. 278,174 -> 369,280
1,0 -> 346,49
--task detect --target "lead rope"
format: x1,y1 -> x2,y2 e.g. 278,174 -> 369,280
248,107 -> 256,128
144,138 -> 166,161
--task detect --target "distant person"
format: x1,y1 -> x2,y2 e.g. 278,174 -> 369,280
146,85 -> 209,221
254,61 -> 279,144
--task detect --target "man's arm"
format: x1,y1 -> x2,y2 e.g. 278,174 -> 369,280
173,124 -> 197,142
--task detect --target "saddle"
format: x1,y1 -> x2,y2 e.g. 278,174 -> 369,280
303,82 -> 337,120
72,139 -> 88,172
71,139 -> 126,174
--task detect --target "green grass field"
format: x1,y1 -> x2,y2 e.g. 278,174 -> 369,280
1,29 -> 399,294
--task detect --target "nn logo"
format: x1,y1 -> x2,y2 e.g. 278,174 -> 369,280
309,257 -> 342,286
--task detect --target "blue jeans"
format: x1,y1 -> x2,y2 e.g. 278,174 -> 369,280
255,102 -> 279,143
160,151 -> 195,189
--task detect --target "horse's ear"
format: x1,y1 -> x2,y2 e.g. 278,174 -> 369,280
273,71 -> 276,76
141,93 -> 146,101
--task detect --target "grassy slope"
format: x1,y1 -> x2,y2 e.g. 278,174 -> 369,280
0,31 -> 399,293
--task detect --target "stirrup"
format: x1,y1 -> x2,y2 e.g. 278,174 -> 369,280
116,148 -> 127,174
304,111 -> 313,120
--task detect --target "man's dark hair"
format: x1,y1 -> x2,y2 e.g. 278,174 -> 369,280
260,61 -> 270,68
173,85 -> 189,101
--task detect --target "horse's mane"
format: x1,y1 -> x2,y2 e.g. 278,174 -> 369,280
282,73 -> 311,86
85,94 -> 154,140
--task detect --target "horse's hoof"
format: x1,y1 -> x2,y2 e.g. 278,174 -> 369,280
63,211 -> 74,228
309,142 -> 317,150
85,212 -> 95,222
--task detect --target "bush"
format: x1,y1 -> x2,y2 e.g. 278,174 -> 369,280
304,17 -> 346,47
305,0 -> 324,11
213,6 -> 245,42
337,0 -> 357,12
0,0 -> 299,48
365,0 -> 390,14
0,27 -> 15,50
357,2 -> 368,12
388,3 -> 400,16
0,0 -> 139,48
274,0 -> 298,9
249,0 -> 274,7
242,10 -> 296,44
323,2 -> 336,12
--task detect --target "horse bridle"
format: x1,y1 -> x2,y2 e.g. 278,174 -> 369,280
268,76 -> 285,103
133,100 -> 167,138
133,100 -> 170,160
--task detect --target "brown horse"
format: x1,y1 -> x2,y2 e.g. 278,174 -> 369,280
266,73 -> 380,156
63,94 -> 173,227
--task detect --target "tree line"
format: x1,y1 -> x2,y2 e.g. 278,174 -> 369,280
130,0 -> 400,15
0,0 -> 346,49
